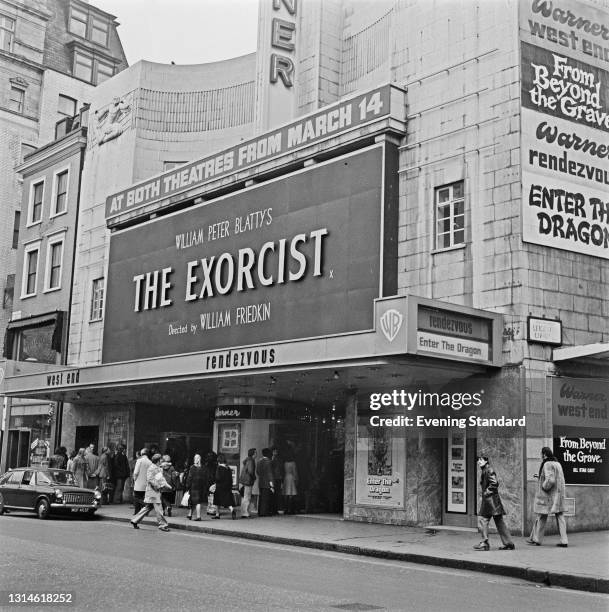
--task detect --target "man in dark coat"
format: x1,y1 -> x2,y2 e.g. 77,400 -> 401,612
256,448 -> 275,517
473,456 -> 515,551
112,446 -> 131,504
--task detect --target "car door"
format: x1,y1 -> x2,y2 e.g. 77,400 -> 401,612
18,470 -> 37,509
1,470 -> 24,507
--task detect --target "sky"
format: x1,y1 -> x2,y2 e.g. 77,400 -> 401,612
92,0 -> 260,65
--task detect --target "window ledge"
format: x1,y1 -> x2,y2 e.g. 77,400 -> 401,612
431,243 -> 466,255
43,286 -> 61,294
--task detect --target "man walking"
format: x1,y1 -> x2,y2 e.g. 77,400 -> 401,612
473,456 -> 515,551
132,448 -> 151,514
130,454 -> 170,532
527,446 -> 568,547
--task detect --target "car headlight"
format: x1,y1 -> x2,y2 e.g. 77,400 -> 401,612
94,490 -> 102,500
54,489 -> 63,499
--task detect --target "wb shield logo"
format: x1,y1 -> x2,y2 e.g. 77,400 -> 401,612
380,309 -> 403,343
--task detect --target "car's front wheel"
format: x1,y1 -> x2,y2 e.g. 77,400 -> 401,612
0,492 -> 5,515
36,498 -> 50,519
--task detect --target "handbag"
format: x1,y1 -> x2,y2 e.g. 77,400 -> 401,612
239,486 -> 245,497
180,490 -> 190,507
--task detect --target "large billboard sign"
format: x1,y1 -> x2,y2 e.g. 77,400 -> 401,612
520,0 -> 609,259
102,146 -> 392,363
105,85 -> 393,220
552,377 -> 609,486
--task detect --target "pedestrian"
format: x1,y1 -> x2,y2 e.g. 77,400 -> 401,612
283,452 -> 299,515
184,454 -> 206,521
473,456 -> 515,551
97,447 -> 114,504
160,454 -> 179,517
203,452 -> 218,516
271,447 -> 284,514
112,445 -> 130,504
84,444 -> 100,489
133,448 -> 151,514
66,449 -> 77,473
71,448 -> 88,487
527,446 -> 568,547
49,446 -> 67,469
211,454 -> 236,519
239,448 -> 257,518
130,453 -> 170,532
256,448 -> 275,517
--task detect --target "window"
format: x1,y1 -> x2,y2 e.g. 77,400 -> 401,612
74,51 -> 93,82
52,169 -> 69,216
90,277 -> 104,321
44,234 -> 65,292
9,86 -> 24,113
69,7 -> 109,47
21,242 -> 41,298
69,6 -> 87,38
29,180 -> 44,225
8,471 -> 24,485
73,50 -> 114,85
0,15 -> 15,52
91,16 -> 109,46
12,211 -> 20,249
435,181 -> 465,250
96,60 -> 114,84
58,94 -> 77,119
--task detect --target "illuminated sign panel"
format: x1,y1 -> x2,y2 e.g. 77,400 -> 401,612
102,146 -> 392,363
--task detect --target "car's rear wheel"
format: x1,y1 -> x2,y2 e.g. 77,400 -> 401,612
0,492 -> 5,515
36,498 -> 50,519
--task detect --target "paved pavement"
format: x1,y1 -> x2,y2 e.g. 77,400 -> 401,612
96,503 -> 609,594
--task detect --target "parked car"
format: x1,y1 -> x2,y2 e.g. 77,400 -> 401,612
0,468 -> 101,519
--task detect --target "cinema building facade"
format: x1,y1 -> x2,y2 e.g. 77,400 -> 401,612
2,0 -> 608,534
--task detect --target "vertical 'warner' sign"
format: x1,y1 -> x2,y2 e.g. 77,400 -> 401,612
271,0 -> 297,88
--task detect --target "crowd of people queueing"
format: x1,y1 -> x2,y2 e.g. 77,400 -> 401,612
127,446 -> 302,532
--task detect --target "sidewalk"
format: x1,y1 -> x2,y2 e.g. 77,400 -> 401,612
97,504 -> 609,594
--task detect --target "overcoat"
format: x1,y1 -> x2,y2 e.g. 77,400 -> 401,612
256,457 -> 274,489
213,464 -> 234,507
185,464 -> 208,504
478,465 -> 506,517
144,463 -> 168,504
533,460 -> 566,514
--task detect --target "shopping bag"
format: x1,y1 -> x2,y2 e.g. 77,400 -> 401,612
180,490 -> 190,507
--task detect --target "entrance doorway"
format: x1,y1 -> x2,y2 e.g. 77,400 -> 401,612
270,405 -> 345,514
75,426 -> 99,454
7,430 -> 30,468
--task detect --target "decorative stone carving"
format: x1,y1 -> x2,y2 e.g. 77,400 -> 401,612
94,95 -> 132,145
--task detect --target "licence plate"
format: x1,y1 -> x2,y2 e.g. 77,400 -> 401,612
71,508 -> 89,513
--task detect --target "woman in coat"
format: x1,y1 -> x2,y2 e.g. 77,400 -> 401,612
211,454 -> 236,519
528,446 -> 568,547
160,455 -> 179,517
282,454 -> 299,515
203,452 -> 218,516
184,454 -> 206,520
97,447 -> 114,504
71,448 -> 88,488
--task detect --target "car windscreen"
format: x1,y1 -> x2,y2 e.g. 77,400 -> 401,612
37,471 -> 75,486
